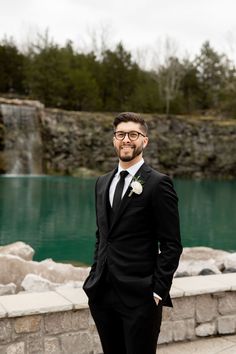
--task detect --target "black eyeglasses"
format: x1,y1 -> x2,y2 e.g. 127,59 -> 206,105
114,131 -> 146,141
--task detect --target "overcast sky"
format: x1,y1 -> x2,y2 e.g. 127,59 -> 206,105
1,0 -> 236,65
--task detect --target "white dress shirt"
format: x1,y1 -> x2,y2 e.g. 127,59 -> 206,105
109,158 -> 144,206
109,158 -> 162,303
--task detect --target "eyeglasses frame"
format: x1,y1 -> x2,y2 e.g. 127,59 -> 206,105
114,130 -> 146,141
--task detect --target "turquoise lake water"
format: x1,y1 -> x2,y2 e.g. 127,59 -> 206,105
0,176 -> 235,265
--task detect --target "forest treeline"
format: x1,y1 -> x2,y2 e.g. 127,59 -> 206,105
1,34 -> 236,117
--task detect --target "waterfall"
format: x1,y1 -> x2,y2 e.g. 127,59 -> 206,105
0,104 -> 43,175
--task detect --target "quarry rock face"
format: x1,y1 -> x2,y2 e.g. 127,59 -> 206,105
41,109 -> 236,178
1,98 -> 236,178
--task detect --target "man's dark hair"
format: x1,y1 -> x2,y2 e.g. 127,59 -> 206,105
113,112 -> 148,136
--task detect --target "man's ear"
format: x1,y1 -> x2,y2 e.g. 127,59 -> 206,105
143,137 -> 149,149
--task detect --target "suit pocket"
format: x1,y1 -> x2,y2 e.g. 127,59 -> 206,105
130,198 -> 147,208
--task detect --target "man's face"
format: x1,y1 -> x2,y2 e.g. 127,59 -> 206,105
113,122 -> 148,163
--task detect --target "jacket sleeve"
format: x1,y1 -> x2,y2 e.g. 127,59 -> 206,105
88,177 -> 100,276
152,175 -> 182,301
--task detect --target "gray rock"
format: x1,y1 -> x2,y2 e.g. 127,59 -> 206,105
56,280 -> 84,290
21,274 -> 61,292
0,254 -> 90,291
180,247 -> 230,271
223,253 -> 236,271
195,322 -> 216,337
22,274 -> 84,293
174,272 -> 189,278
0,97 -> 44,109
199,268 -> 217,276
0,241 -> 34,261
222,268 -> 236,274
175,259 -> 221,277
0,283 -> 17,295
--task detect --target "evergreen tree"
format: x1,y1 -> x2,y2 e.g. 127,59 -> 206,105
1,32 -> 236,117
194,41 -> 229,111
129,70 -> 161,113
180,59 -> 200,114
98,43 -> 140,111
0,38 -> 25,95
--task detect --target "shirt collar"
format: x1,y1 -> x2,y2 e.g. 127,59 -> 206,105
117,158 -> 144,177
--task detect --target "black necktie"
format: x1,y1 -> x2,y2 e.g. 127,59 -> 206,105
112,170 -> 129,212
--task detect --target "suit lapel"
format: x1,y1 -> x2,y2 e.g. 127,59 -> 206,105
102,168 -> 117,233
109,163 -> 151,232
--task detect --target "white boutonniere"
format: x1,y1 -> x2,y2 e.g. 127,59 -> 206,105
128,176 -> 144,197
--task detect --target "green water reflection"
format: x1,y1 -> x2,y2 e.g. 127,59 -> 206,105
0,176 -> 96,264
175,179 -> 236,252
0,176 -> 235,265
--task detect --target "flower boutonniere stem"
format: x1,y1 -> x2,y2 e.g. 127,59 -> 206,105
128,176 -> 144,197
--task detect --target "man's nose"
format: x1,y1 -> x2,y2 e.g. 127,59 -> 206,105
123,133 -> 131,143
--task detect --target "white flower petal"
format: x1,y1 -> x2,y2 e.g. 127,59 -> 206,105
130,181 -> 143,194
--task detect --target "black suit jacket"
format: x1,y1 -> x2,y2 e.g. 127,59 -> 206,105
83,163 -> 182,308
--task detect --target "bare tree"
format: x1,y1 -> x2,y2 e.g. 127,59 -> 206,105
151,37 -> 184,115
225,31 -> 236,65
80,22 -> 114,59
133,45 -> 153,70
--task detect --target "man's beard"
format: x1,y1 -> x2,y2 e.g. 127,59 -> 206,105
116,144 -> 143,162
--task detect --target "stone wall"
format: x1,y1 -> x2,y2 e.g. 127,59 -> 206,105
1,98 -> 236,177
160,292 -> 236,344
0,309 -> 101,354
0,274 -> 236,353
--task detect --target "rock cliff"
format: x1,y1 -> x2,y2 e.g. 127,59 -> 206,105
0,98 -> 236,177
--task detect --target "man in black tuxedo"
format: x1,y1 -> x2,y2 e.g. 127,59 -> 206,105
83,112 -> 182,354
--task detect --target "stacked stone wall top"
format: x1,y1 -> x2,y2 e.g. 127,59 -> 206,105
0,274 -> 236,352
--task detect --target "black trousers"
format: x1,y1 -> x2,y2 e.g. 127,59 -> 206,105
89,272 -> 163,354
